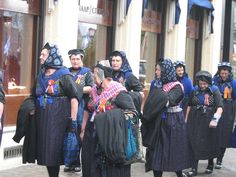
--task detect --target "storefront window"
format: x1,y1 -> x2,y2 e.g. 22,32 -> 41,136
0,11 -> 33,95
140,0 -> 163,86
140,31 -> 157,84
230,1 -> 236,77
77,0 -> 113,67
77,22 -> 107,67
0,10 -> 37,126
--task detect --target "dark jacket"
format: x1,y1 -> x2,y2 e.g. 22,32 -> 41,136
13,96 -> 37,163
141,87 -> 168,148
94,108 -> 128,164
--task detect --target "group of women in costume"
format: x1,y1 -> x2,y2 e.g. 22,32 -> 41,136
31,43 -> 143,177
143,59 -> 236,177
25,42 -> 235,177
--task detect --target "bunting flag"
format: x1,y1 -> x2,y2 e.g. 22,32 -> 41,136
188,0 -> 214,13
175,0 -> 181,24
126,0 -> 132,15
142,0 -> 148,17
188,0 -> 214,33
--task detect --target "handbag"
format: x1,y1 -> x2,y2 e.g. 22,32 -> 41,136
64,120 -> 80,166
125,115 -> 145,164
126,118 -> 137,160
231,125 -> 236,148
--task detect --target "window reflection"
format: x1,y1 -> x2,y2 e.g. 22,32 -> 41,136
140,31 -> 157,85
0,11 -> 33,94
77,22 -> 107,67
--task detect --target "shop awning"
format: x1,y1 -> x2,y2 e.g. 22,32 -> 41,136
188,0 -> 214,12
188,0 -> 214,33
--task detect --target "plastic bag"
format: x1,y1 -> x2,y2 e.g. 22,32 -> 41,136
64,120 -> 80,166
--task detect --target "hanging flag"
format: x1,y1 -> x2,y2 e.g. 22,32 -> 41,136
175,0 -> 181,24
142,0 -> 148,17
126,0 -> 132,15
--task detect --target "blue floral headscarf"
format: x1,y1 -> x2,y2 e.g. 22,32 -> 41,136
158,58 -> 177,85
109,50 -> 132,73
42,43 -> 63,69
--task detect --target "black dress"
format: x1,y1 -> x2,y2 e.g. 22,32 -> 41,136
143,84 -> 192,172
187,85 -> 223,160
151,85 -> 192,171
33,71 -> 79,166
213,77 -> 236,148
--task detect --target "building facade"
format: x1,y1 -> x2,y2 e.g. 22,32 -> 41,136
0,0 -> 235,169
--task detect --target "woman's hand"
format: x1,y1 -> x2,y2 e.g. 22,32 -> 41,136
80,129 -> 85,141
209,120 -> 217,128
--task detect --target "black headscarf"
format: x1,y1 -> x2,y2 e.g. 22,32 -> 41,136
158,58 -> 177,85
109,50 -> 132,73
68,49 -> 85,59
42,43 -> 63,69
196,70 -> 212,85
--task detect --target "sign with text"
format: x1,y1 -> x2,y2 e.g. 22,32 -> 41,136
142,9 -> 162,33
186,18 -> 199,39
78,0 -> 113,27
0,0 -> 40,15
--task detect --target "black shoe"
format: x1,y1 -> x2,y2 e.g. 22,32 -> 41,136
205,165 -> 214,174
64,166 -> 74,172
186,169 -> 197,177
215,161 -> 222,169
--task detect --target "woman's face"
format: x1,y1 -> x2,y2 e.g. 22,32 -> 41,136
219,69 -> 230,81
111,56 -> 122,71
39,48 -> 49,65
155,64 -> 161,79
70,54 -> 83,69
176,66 -> 184,78
198,80 -> 209,90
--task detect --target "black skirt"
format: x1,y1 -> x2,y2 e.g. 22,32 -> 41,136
187,106 -> 220,160
36,97 -> 70,166
151,111 -> 193,171
81,121 -> 97,177
218,100 -> 236,147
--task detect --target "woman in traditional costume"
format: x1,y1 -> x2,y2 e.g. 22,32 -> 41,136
212,62 -> 236,169
64,49 -> 94,172
142,58 -> 192,177
81,63 -> 137,177
32,43 -> 80,177
174,61 -> 193,115
186,71 -> 223,176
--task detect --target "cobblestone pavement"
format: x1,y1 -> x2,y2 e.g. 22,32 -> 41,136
0,149 -> 235,177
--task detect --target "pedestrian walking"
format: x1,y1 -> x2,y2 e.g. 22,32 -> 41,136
32,43 -> 80,177
64,49 -> 94,173
212,62 -> 236,169
185,71 -> 223,176
142,58 -> 192,177
174,61 -> 193,115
